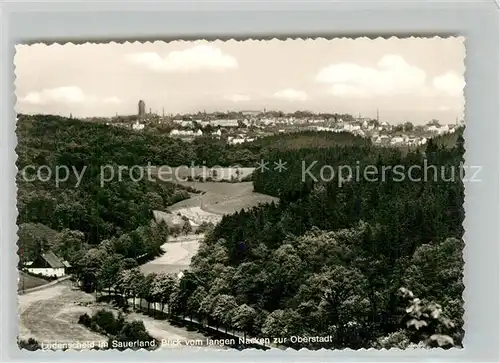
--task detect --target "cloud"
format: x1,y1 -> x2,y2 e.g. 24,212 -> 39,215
329,84 -> 371,98
224,94 -> 251,102
126,45 -> 238,73
437,105 -> 451,111
102,96 -> 122,104
273,88 -> 308,101
19,86 -> 120,106
316,55 -> 427,97
432,72 -> 465,97
20,86 -> 86,105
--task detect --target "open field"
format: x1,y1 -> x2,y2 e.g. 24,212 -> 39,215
19,235 -> 203,348
18,271 -> 49,292
151,166 -> 278,215
19,235 -> 213,350
171,180 -> 254,194
150,166 -> 255,182
156,178 -> 277,230
168,181 -> 278,216
18,281 -> 108,345
18,280 -> 220,350
202,192 -> 279,215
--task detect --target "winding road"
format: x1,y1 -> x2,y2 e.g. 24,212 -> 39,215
18,282 -> 107,346
140,234 -> 203,276
18,234 -> 212,350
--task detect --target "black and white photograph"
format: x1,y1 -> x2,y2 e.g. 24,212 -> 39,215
15,37 -> 465,351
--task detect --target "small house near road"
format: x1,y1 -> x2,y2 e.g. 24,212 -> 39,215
24,251 -> 69,278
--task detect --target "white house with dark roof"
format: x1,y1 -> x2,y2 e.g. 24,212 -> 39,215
24,251 -> 68,278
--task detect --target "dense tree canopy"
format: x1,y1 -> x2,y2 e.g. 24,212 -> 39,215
173,131 -> 465,349
16,114 -> 464,350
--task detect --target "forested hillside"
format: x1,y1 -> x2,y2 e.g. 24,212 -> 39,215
248,130 -> 371,150
426,126 -> 465,149
175,133 -> 465,349
16,114 -> 464,349
16,115 -> 193,245
15,115 -> 371,267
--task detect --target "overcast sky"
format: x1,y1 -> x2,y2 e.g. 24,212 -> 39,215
15,37 -> 465,124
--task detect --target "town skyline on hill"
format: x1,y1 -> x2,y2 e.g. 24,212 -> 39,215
15,38 -> 465,124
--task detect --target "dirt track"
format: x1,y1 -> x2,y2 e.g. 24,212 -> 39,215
18,282 -> 107,346
140,235 -> 203,275
19,236 -> 207,350
18,176 -> 277,350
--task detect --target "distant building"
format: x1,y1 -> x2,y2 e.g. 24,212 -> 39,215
173,120 -> 194,128
138,100 -> 146,118
343,124 -> 361,132
241,110 -> 261,116
24,251 -> 69,278
316,126 -> 335,132
229,137 -> 246,145
210,119 -> 239,127
170,129 -> 196,137
132,121 -> 145,131
438,124 -> 450,134
426,125 -> 439,133
261,119 -> 275,126
391,136 -> 405,145
227,136 -> 255,145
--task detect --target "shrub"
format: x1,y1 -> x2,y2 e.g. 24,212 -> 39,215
169,225 -> 182,236
181,220 -> 192,235
18,338 -> 41,351
240,173 -> 254,182
169,190 -> 190,205
397,288 -> 457,349
119,321 -> 152,342
91,309 -> 123,336
78,313 -> 91,327
197,222 -> 214,234
112,321 -> 158,350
